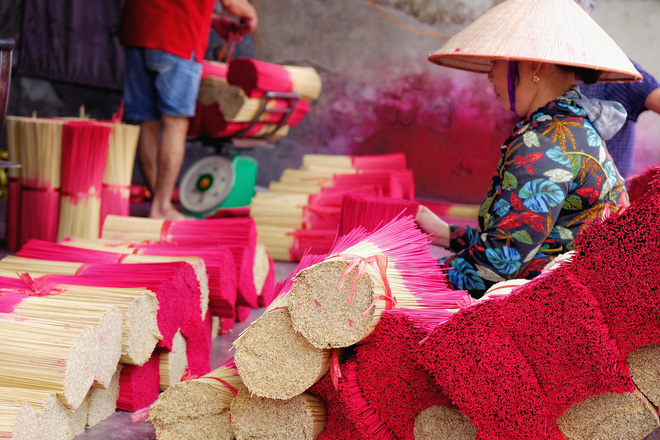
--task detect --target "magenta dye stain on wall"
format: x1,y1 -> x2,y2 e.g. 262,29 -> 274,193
311,70 -> 517,204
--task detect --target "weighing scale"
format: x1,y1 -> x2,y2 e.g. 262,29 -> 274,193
179,91 -> 300,218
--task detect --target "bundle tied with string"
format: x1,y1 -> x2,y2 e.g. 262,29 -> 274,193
0,263 -> 161,366
286,215 -> 467,350
0,275 -> 123,388
149,359 -> 241,440
6,117 -> 63,247
58,120 -> 112,241
100,122 -> 140,225
233,253 -> 333,400
0,313 -> 98,410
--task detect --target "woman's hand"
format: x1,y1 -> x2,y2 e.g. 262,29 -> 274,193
415,205 -> 451,248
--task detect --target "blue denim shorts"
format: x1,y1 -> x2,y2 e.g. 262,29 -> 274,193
123,47 -> 202,121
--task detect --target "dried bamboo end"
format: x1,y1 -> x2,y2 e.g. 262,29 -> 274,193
11,403 -> 41,440
253,243 -> 269,296
121,291 -> 162,366
68,394 -> 90,438
159,331 -> 188,391
557,391 -> 660,440
95,307 -> 123,388
63,325 -> 99,409
288,259 -> 376,349
87,365 -> 122,428
414,405 -> 477,440
628,344 -> 660,407
234,308 -> 330,400
230,388 -> 325,440
38,392 -> 72,440
155,411 -> 233,440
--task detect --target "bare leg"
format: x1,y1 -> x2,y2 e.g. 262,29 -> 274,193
415,205 -> 451,248
137,120 -> 162,193
149,114 -> 190,220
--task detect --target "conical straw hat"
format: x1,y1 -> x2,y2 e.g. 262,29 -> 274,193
428,0 -> 640,82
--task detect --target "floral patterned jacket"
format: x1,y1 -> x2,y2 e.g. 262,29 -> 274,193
441,87 -> 629,294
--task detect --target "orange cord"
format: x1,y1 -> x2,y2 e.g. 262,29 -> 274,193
364,0 -> 452,40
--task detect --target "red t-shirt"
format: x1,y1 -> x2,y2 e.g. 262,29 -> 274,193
121,0 -> 216,62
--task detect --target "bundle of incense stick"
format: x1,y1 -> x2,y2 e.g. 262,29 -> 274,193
220,95 -> 310,126
0,272 -> 161,366
286,215 -> 467,349
0,280 -> 123,388
233,254 -> 333,400
255,244 -> 276,307
149,359 -> 241,440
58,120 -> 112,241
227,58 -> 322,102
0,255 -> 83,276
101,215 -> 258,310
0,399 -> 39,440
231,387 -> 326,440
627,344 -> 660,407
301,152 -> 408,172
338,192 -> 420,236
6,117 -> 63,247
627,164 -> 660,203
0,313 -> 98,410
118,352 -> 160,411
158,331 -> 187,391
413,406 -> 477,440
4,116 -> 22,251
100,122 -> 140,226
21,238 -> 211,320
87,365 -> 122,428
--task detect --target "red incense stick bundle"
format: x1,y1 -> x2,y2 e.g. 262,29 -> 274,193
355,310 -> 453,440
118,351 -> 160,411
626,163 -> 660,204
338,192 -> 420,236
58,120 -> 112,241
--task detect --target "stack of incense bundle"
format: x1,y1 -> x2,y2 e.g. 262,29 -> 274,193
4,116 -> 22,250
101,215 -> 260,313
100,122 -> 140,226
58,120 -> 112,241
86,366 -> 122,428
149,359 -> 242,440
158,332 -> 187,392
6,117 -> 63,247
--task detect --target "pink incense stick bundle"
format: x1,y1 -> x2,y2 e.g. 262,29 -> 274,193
59,121 -> 112,241
355,310 -> 453,440
258,256 -> 276,308
132,243 -> 238,319
236,305 -> 253,323
351,153 -> 408,171
18,239 -> 125,264
568,174 -> 660,357
310,357 -> 397,440
332,170 -> 415,200
415,298 -> 549,440
308,184 -> 381,207
219,316 -> 236,335
302,203 -> 342,230
497,267 -> 633,436
338,192 -> 420,236
626,164 -> 660,204
5,177 -> 20,251
118,351 -> 160,411
288,229 -> 339,262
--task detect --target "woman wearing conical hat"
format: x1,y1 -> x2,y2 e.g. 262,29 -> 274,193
416,0 -> 640,296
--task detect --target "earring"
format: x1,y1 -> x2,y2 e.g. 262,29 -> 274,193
532,72 -> 540,83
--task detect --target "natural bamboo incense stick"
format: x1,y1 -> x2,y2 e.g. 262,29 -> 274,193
0,313 -> 98,409
627,344 -> 660,407
58,120 -> 112,241
149,359 -> 242,439
414,406 -> 477,440
301,153 -> 408,171
230,387 -> 326,440
0,400 -> 40,440
100,122 -> 140,226
0,255 -> 82,276
87,365 -> 122,428
4,116 -> 22,251
158,331 -> 188,391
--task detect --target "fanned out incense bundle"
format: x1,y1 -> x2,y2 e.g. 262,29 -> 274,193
414,406 -> 477,440
87,365 -> 122,428
118,352 -> 160,412
556,390 -> 659,440
0,313 -> 98,409
4,117 -> 22,251
0,282 -> 123,388
287,216 -> 467,349
58,121 -> 112,241
0,400 -> 40,440
101,215 -> 258,310
7,117 -> 63,247
0,271 -> 160,366
100,122 -> 140,226
158,331 -> 187,391
627,344 -> 660,407
227,57 -> 322,102
233,253 -> 331,400
338,192 -> 420,236
230,387 -> 326,440
149,359 -> 241,440
355,311 -> 454,440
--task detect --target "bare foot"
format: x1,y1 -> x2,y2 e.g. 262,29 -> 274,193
149,205 -> 195,221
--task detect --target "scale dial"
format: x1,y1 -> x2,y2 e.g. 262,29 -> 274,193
179,155 -> 235,213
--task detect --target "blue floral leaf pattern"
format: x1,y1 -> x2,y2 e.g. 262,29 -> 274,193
518,179 -> 564,212
585,124 -> 601,147
546,147 -> 570,166
494,199 -> 511,217
448,258 -> 486,290
485,247 -> 522,275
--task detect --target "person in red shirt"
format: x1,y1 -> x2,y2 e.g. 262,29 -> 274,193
121,0 -> 257,220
